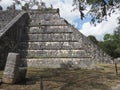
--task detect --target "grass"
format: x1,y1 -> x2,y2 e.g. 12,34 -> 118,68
0,64 -> 120,90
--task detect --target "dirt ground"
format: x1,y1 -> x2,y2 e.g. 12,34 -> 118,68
0,64 -> 120,90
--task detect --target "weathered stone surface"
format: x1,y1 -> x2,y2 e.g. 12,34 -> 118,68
24,58 -> 92,68
25,26 -> 72,34
20,50 -> 89,58
70,26 -> 113,63
30,18 -> 66,25
23,33 -> 78,42
0,9 -> 112,69
19,42 -> 82,50
30,13 -> 59,20
28,9 -> 58,14
0,11 -> 29,69
18,9 -> 112,67
0,10 -> 20,30
2,53 -> 26,84
2,53 -> 20,84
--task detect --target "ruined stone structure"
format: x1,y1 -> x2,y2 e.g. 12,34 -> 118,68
2,53 -> 26,84
0,8 -> 112,69
0,10 -> 29,69
0,10 -> 20,30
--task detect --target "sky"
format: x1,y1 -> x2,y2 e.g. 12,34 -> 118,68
0,0 -> 120,41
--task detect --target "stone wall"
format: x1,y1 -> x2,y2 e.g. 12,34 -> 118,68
0,9 -> 112,69
0,11 -> 29,69
0,10 -> 20,30
70,26 -> 113,63
19,9 -> 112,68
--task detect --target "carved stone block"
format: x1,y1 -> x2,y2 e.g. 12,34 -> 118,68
2,53 -> 21,84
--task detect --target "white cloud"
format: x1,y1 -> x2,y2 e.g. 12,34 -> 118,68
0,0 -> 13,9
80,12 -> 119,40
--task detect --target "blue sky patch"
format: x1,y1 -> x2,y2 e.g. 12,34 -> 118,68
60,0 -> 65,3
73,16 -> 91,30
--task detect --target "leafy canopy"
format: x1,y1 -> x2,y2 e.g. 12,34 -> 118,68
87,35 -> 98,44
99,22 -> 120,58
73,0 -> 120,24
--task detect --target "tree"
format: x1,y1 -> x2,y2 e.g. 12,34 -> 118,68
103,34 -> 112,41
73,0 -> 120,24
13,0 -> 40,9
98,20 -> 120,58
114,22 -> 120,57
98,40 -> 117,57
87,35 -> 98,44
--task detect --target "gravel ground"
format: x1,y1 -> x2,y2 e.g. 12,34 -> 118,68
111,84 -> 120,90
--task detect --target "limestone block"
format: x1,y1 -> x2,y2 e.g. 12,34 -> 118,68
23,33 -> 78,42
2,53 -> 20,84
30,13 -> 59,20
24,58 -> 91,68
30,18 -> 66,25
28,9 -> 58,15
20,50 -> 88,58
26,26 -> 72,34
20,42 -> 82,50
0,11 -> 20,30
2,53 -> 20,83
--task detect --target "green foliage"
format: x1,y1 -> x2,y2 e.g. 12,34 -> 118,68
98,23 -> 120,58
104,34 -> 112,41
98,40 -> 117,57
73,0 -> 120,24
86,0 -> 102,4
87,35 -> 98,44
115,48 -> 120,55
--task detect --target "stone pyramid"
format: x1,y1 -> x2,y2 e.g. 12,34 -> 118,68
18,9 -> 112,68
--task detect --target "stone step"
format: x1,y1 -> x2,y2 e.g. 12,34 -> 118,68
28,9 -> 58,14
29,24 -> 67,26
19,42 -> 82,50
22,33 -> 78,42
21,58 -> 92,68
29,13 -> 59,20
19,50 -> 88,58
29,19 -> 67,26
26,26 -> 73,34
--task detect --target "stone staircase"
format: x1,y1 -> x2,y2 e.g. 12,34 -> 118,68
18,9 -> 112,68
0,10 -> 20,30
